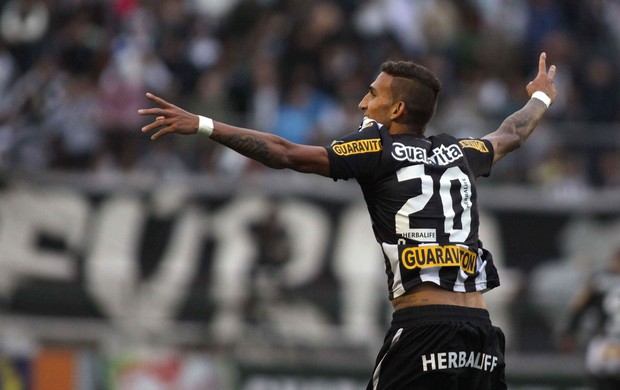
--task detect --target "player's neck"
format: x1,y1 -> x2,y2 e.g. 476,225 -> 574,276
388,122 -> 425,136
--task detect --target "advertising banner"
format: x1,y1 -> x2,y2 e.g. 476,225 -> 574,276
0,174 -> 619,355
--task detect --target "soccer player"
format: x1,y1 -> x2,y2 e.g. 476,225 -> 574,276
139,52 -> 557,389
559,246 -> 620,390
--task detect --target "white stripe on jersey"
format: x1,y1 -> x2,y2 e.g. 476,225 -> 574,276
454,272 -> 467,292
454,247 -> 469,292
475,247 -> 489,290
383,243 -> 405,297
419,266 -> 440,285
372,327 -> 403,390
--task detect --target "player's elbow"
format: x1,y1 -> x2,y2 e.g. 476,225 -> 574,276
271,148 -> 307,171
500,120 -> 528,151
247,134 -> 295,170
273,143 -> 329,175
507,134 -> 525,153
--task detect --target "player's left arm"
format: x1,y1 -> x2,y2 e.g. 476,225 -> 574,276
483,52 -> 557,165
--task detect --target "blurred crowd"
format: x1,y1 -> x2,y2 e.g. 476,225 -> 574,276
0,0 -> 619,188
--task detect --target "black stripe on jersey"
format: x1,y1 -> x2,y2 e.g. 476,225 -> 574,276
449,180 -> 465,231
464,271 -> 479,292
439,266 -> 458,290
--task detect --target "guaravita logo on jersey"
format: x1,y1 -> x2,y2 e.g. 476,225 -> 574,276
392,143 -> 427,163
459,139 -> 489,153
392,143 -> 463,165
400,244 -> 477,274
428,144 -> 464,165
332,139 -> 382,156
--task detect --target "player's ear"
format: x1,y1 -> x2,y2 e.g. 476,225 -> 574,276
391,101 -> 406,120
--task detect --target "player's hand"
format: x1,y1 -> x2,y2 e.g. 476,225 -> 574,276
526,52 -> 557,105
138,93 -> 199,140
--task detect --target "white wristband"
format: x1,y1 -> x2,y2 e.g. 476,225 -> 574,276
197,115 -> 214,137
531,91 -> 551,108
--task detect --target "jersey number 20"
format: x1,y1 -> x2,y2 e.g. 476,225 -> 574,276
395,165 -> 472,242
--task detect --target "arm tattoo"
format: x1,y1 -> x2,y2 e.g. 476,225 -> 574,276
508,102 -> 542,136
212,133 -> 280,167
501,99 -> 546,148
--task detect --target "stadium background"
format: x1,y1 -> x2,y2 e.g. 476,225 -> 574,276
0,0 -> 619,389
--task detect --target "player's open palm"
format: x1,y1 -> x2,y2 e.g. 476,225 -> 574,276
526,52 -> 557,105
138,93 -> 200,140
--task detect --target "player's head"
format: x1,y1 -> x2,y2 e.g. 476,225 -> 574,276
379,60 -> 442,132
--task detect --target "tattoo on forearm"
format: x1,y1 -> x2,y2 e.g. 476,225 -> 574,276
516,106 -> 538,129
506,100 -> 545,139
492,100 -> 547,159
213,133 -> 279,166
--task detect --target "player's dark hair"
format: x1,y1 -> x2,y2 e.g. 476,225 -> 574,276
380,60 -> 442,131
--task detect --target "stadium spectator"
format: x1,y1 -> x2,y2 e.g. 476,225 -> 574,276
0,0 -> 615,191
0,0 -> 50,71
559,246 -> 620,390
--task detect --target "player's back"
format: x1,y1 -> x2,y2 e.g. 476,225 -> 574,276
326,120 -> 499,298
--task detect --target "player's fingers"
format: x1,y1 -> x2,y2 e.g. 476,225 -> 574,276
138,107 -> 168,117
141,116 -> 169,133
150,126 -> 175,140
538,52 -> 547,75
141,121 -> 161,133
548,64 -> 557,81
145,92 -> 170,107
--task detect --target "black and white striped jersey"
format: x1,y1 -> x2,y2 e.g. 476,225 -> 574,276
582,269 -> 620,339
325,118 -> 500,300
567,268 -> 620,375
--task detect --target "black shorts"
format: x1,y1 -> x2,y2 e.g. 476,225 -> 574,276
368,305 -> 507,390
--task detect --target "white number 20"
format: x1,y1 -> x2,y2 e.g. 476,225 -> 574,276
395,165 -> 472,242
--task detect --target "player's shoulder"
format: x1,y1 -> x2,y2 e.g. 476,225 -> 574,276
331,118 -> 383,143
328,118 -> 384,157
357,117 -> 383,134
429,134 -> 493,154
428,133 -> 458,143
457,137 -> 492,154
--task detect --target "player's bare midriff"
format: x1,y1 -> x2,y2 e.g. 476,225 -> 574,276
392,282 -> 487,311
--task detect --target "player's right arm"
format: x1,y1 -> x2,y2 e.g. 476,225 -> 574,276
483,52 -> 557,165
138,93 -> 330,176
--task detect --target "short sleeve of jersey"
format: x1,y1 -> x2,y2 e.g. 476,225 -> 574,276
324,120 -> 384,182
457,138 -> 494,177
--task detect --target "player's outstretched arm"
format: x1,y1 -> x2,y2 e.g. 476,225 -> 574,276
484,52 -> 558,165
138,93 -> 330,176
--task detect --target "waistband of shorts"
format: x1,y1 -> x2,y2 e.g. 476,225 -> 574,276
391,305 -> 491,327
